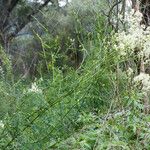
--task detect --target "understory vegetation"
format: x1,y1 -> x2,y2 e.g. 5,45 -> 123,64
0,0 -> 150,149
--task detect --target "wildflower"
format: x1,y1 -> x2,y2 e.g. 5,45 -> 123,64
143,40 -> 150,57
114,9 -> 150,60
0,66 -> 4,77
28,82 -> 42,94
126,67 -> 134,76
134,73 -> 150,92
0,120 -> 4,128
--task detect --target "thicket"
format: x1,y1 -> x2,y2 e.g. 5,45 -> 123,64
0,0 -> 150,150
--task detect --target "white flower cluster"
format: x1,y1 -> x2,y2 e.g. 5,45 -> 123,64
115,10 -> 150,59
134,73 -> 150,92
0,66 -> 4,77
28,82 -> 42,94
126,67 -> 134,76
0,120 -> 4,128
114,9 -> 150,93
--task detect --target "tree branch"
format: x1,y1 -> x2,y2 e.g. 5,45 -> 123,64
8,0 -> 53,41
2,0 -> 20,28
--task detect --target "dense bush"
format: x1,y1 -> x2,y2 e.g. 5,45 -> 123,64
0,1 -> 150,150
10,0 -> 106,78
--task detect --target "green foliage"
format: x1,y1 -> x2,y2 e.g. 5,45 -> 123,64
11,0 -> 107,77
57,106 -> 150,150
1,31 -> 149,149
0,1 -> 150,150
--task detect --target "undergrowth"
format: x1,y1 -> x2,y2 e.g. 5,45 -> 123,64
0,13 -> 150,150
